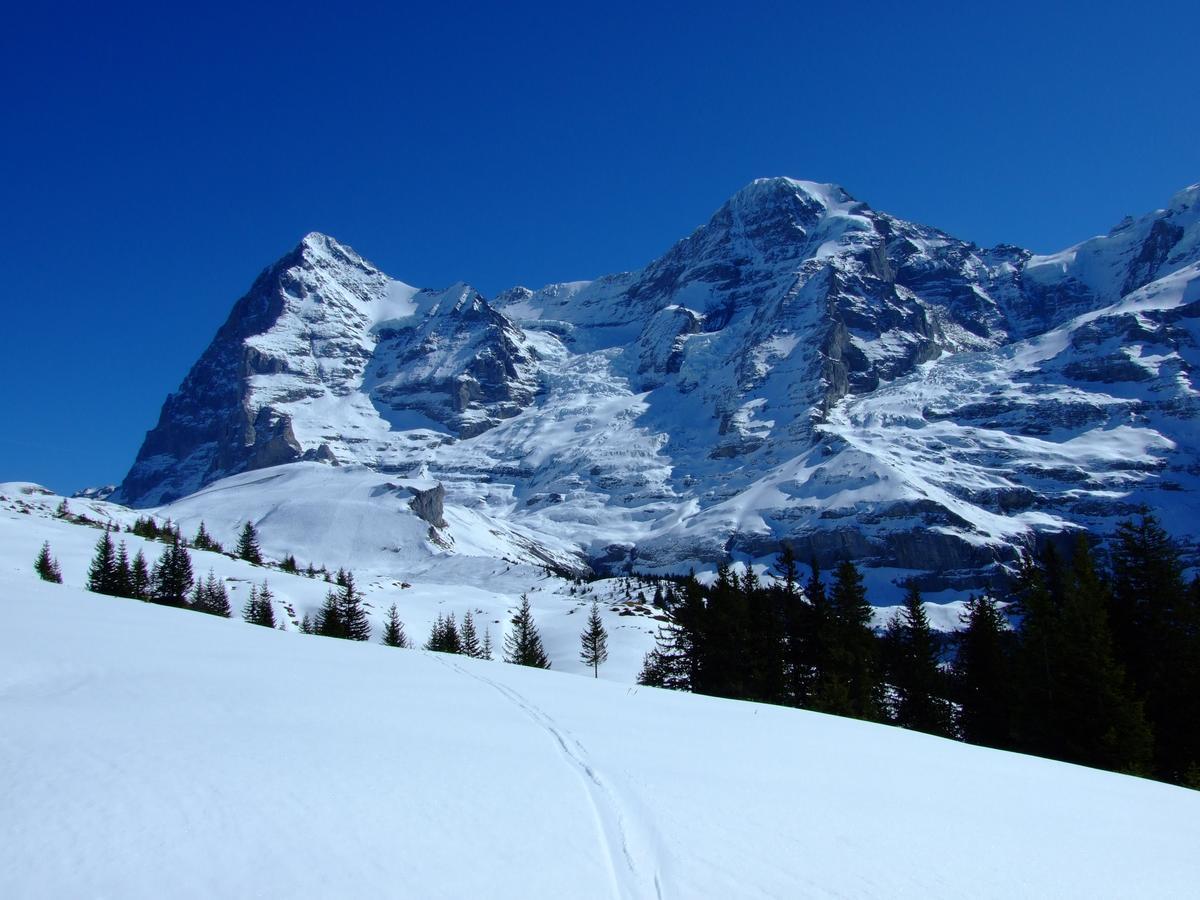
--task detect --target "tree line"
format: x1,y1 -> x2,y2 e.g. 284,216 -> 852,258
37,527 -> 612,674
638,513 -> 1199,788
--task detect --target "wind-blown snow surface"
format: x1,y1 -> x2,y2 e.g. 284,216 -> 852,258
3,576 -> 1199,898
109,178 -> 1200,593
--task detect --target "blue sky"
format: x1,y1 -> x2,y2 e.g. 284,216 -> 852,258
2,0 -> 1197,494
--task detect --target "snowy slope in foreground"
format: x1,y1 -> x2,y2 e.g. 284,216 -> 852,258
2,581 -> 1197,898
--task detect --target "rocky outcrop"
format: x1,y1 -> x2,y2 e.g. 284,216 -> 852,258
368,286 -> 540,437
407,483 -> 447,529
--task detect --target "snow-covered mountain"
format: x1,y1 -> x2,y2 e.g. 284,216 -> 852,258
114,179 -> 1200,588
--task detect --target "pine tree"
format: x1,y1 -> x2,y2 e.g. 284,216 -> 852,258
280,554 -> 298,574
637,617 -> 695,689
299,612 -> 314,634
130,550 -> 151,601
34,541 -> 63,583
883,582 -> 953,736
745,581 -> 788,705
425,613 -> 462,653
480,626 -> 494,660
780,561 -> 826,706
242,584 -> 261,623
113,541 -> 133,598
579,600 -> 609,677
336,571 -> 370,641
86,530 -> 119,595
1110,512 -> 1200,783
639,575 -> 702,690
132,516 -> 160,540
54,499 -> 69,518
696,562 -> 750,698
953,594 -> 1014,749
1012,537 -> 1152,775
503,594 -> 551,668
813,559 -> 880,720
315,590 -> 343,638
257,582 -> 277,628
192,521 -> 223,553
236,521 -> 263,565
381,603 -> 410,648
193,571 -> 232,617
242,582 -> 277,627
459,610 -> 483,658
772,544 -> 800,594
150,539 -> 194,607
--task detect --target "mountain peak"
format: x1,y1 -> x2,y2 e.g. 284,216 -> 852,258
293,231 -> 378,275
728,177 -> 858,212
297,230 -> 339,252
1168,182 -> 1200,212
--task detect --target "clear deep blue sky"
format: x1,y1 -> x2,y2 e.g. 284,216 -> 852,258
2,0 -> 1197,494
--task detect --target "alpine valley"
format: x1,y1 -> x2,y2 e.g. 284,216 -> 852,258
104,178 -> 1200,594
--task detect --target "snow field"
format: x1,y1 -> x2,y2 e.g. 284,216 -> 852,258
2,568 -> 1198,898
0,483 -> 659,680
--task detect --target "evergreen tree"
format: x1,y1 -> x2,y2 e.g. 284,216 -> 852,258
34,541 -> 63,583
812,559 -> 880,720
86,530 -> 119,595
953,594 -> 1014,749
480,626 -> 494,660
459,610 -> 483,658
638,622 -> 697,690
639,575 -> 702,690
129,550 -> 151,601
695,563 -> 750,698
193,571 -> 232,617
236,521 -> 263,565
192,522 -> 223,553
425,613 -> 462,653
280,554 -> 298,574
315,590 -> 343,638
780,561 -> 826,706
1012,538 -> 1152,775
55,499 -> 69,518
503,594 -> 551,668
132,516 -> 161,541
113,541 -> 133,598
579,600 -> 609,677
336,570 -> 370,641
150,540 -> 194,607
381,603 -> 410,648
883,582 -> 952,736
772,544 -> 800,594
299,612 -> 314,634
242,585 -> 261,623
745,582 -> 788,704
1110,512 -> 1200,783
241,584 -> 276,626
254,582 -> 277,627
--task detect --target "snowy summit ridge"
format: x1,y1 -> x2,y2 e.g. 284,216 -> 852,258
115,178 -> 1200,587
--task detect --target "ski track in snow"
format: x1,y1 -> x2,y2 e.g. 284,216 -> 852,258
435,654 -> 665,900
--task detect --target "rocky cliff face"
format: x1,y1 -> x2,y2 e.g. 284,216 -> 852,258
115,179 -> 1200,587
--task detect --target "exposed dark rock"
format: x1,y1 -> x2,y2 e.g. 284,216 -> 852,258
407,483 -> 447,529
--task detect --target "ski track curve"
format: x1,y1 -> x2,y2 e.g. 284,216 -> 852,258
435,656 -> 664,900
